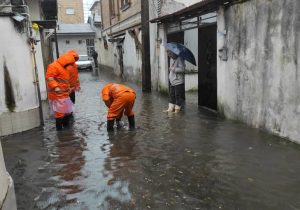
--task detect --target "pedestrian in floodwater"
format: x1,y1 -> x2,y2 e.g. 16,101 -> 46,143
164,50 -> 186,113
66,50 -> 81,106
46,53 -> 75,130
101,83 -> 136,131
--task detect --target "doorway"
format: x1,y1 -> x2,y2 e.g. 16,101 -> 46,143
198,25 -> 217,110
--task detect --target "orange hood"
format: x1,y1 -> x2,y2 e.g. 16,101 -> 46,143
68,50 -> 79,61
57,53 -> 75,67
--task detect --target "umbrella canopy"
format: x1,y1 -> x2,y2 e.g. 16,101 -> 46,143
166,42 -> 197,65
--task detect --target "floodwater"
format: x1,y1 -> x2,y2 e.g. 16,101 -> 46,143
2,71 -> 300,210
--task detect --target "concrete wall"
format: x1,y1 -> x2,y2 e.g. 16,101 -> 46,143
122,31 -> 142,82
0,143 -> 17,210
0,18 -> 40,136
217,0 -> 300,143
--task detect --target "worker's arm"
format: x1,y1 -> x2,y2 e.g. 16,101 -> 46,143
46,65 -> 59,90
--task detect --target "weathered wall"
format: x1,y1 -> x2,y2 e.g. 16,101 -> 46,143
217,0 -> 300,143
122,31 -> 142,82
0,142 -> 17,210
0,18 -> 40,136
98,38 -> 116,71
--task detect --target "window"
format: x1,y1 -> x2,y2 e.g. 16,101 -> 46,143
66,40 -> 70,44
78,40 -> 82,44
65,8 -> 75,15
121,0 -> 130,10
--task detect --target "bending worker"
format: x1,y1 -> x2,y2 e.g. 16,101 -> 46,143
66,50 -> 81,104
102,83 -> 136,131
46,53 -> 75,130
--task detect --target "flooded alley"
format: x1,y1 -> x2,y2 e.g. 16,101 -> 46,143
2,72 -> 300,210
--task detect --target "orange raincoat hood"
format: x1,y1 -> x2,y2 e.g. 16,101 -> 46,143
57,53 -> 75,67
68,50 -> 79,61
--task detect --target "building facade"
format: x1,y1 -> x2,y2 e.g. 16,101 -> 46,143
150,0 -> 300,143
99,0 -> 142,82
57,0 -> 84,23
54,23 -> 96,57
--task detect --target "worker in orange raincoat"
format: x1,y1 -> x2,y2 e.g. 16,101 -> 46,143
102,83 -> 136,131
46,53 -> 75,130
66,50 -> 81,104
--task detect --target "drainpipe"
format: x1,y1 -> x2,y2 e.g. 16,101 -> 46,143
54,26 -> 59,59
30,39 -> 44,126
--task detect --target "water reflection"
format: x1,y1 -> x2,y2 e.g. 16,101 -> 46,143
56,130 -> 86,196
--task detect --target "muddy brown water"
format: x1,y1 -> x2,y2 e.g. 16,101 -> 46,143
2,72 -> 300,210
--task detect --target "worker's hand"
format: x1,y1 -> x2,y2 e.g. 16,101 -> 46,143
54,87 -> 61,92
75,87 -> 81,92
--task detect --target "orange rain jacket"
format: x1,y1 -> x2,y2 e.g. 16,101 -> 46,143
67,50 -> 80,91
46,53 -> 75,100
102,83 -> 136,120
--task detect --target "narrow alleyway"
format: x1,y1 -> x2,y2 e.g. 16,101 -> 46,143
2,71 -> 300,210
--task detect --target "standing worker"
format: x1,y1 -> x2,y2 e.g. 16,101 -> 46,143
46,53 -> 75,130
67,50 -> 81,104
101,83 -> 136,131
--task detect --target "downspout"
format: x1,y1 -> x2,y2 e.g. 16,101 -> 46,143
54,26 -> 59,59
30,38 -> 44,126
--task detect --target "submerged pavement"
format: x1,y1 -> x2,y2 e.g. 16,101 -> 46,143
2,71 -> 300,210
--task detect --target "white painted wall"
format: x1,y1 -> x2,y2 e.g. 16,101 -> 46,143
0,142 -> 17,210
217,1 -> 300,143
0,18 -> 41,136
0,18 -> 39,114
122,31 -> 142,82
0,143 -> 9,207
98,38 -> 115,70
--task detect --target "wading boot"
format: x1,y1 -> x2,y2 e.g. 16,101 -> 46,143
56,118 -> 64,131
163,103 -> 175,113
62,115 -> 70,128
128,115 -> 135,131
174,105 -> 181,113
107,120 -> 115,132
116,118 -> 122,129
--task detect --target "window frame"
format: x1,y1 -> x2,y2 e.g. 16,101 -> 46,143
120,0 -> 130,11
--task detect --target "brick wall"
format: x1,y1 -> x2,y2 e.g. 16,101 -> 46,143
58,0 -> 84,23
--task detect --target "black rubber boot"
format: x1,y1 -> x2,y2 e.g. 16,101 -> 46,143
62,115 -> 70,128
107,120 -> 114,132
116,118 -> 122,129
55,118 -> 64,131
128,115 -> 135,131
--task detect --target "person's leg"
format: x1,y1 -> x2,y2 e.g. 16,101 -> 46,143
164,85 -> 176,112
69,91 -> 75,104
123,92 -> 136,130
174,83 -> 185,113
107,97 -> 126,131
54,112 -> 65,131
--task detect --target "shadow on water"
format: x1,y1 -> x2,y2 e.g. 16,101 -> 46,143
2,71 -> 300,210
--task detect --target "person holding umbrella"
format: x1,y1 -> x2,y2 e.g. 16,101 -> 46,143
164,42 -> 196,113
